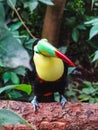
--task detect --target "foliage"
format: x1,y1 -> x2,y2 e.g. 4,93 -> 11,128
85,18 -> 98,40
92,50 -> 98,63
0,1 -> 33,101
64,0 -> 86,42
0,0 -> 98,103
61,0 -> 98,66
0,0 -> 54,101
85,18 -> 98,63
0,3 -> 30,69
79,81 -> 98,102
0,109 -> 36,129
65,81 -> 98,103
0,84 -> 32,95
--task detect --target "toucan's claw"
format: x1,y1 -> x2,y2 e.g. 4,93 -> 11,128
60,95 -> 67,108
31,96 -> 39,112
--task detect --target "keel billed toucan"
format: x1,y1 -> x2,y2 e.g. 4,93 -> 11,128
29,39 -> 75,111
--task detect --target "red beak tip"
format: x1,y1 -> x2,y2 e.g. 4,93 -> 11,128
70,62 -> 75,67
55,50 -> 75,67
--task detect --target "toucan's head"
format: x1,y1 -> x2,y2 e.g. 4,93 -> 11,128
33,39 -> 75,67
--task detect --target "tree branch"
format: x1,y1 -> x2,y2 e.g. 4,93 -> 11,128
0,100 -> 98,130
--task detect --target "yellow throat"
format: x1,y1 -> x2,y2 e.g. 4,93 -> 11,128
33,53 -> 64,81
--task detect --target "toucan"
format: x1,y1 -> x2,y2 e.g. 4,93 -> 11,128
29,39 -> 75,111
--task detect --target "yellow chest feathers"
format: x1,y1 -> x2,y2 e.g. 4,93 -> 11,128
33,53 -> 64,81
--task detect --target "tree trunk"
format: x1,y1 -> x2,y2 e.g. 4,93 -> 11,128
1,100 -> 98,130
42,0 -> 67,47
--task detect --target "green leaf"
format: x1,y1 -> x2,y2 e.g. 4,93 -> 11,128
8,90 -> 23,99
0,25 -> 31,69
68,67 -> 76,75
83,81 -> 92,88
10,22 -> 22,31
3,72 -> 20,84
89,25 -> 98,39
24,1 -> 38,12
92,50 -> 98,62
54,92 -> 60,102
0,60 -> 4,67
77,24 -> 86,30
0,3 -> 5,24
25,39 -> 35,50
95,98 -> 98,102
89,98 -> 95,103
85,18 -> 98,25
3,72 -> 11,83
7,90 -> 23,100
15,84 -> 32,95
93,82 -> 98,86
0,109 -> 26,125
58,46 -> 67,54
81,87 -> 95,95
66,17 -> 76,27
65,90 -> 76,97
72,28 -> 79,42
10,72 -> 20,84
38,0 -> 54,5
14,67 -> 26,76
0,109 -> 35,129
79,94 -> 90,101
0,84 -> 32,95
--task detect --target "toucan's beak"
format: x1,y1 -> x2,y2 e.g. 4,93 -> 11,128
35,39 -> 75,67
55,50 -> 75,67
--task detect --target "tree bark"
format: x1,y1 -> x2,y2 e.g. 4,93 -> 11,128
42,0 -> 67,47
0,100 -> 98,130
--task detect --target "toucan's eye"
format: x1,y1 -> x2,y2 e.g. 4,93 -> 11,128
34,49 -> 40,53
35,50 -> 40,54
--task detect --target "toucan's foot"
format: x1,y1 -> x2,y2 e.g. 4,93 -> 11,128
31,96 -> 39,112
60,95 -> 67,108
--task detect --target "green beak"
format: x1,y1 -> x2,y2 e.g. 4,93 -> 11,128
35,39 -> 75,67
